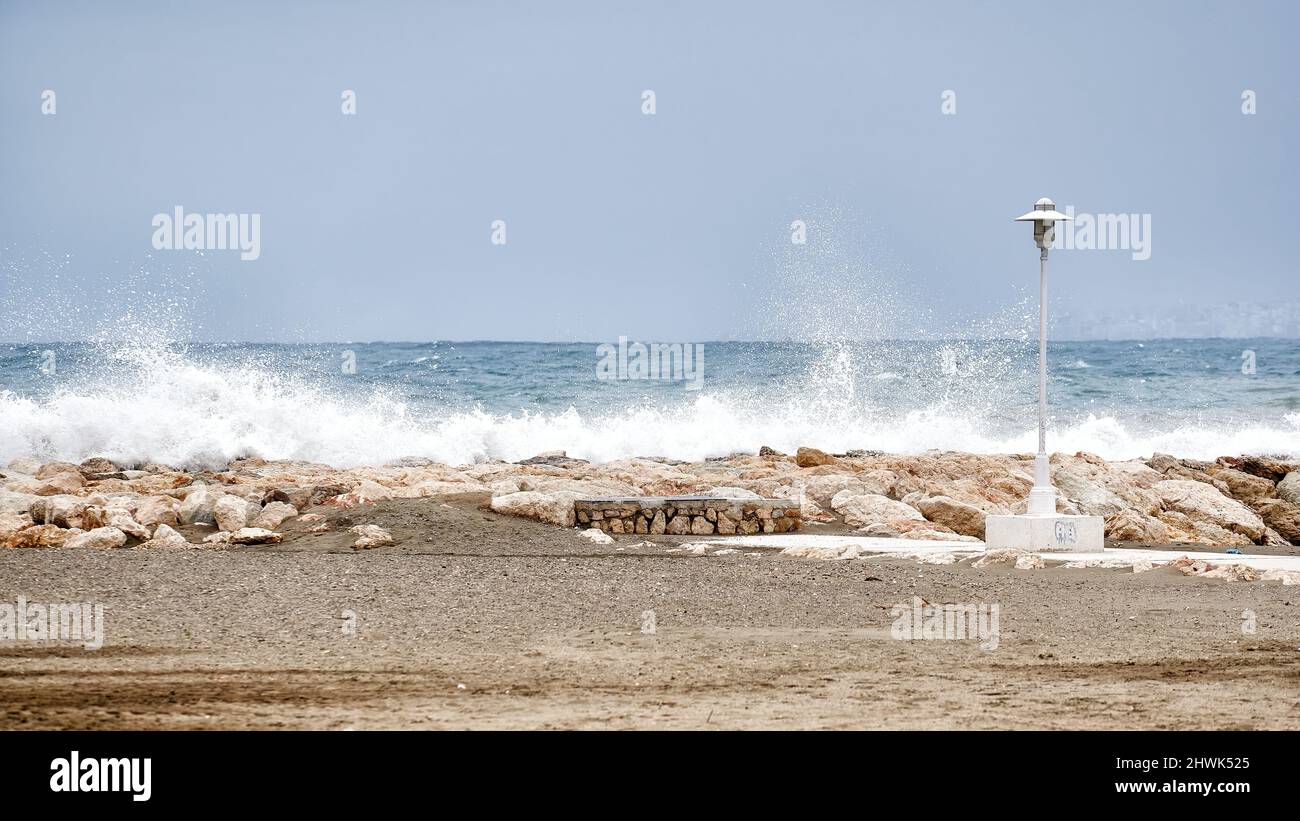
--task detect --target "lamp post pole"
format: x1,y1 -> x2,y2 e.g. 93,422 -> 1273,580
1015,197 -> 1071,516
1040,246 -> 1050,459
985,197 -> 1104,553
1031,246 -> 1052,513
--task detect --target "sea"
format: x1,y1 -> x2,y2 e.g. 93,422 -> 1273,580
1,337 -> 1297,469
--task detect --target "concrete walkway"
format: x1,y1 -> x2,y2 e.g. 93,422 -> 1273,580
701,533 -> 1300,572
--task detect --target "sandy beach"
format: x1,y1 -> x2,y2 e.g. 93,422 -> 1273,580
3,448 -> 1299,730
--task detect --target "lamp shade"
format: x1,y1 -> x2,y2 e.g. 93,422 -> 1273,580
1015,197 -> 1072,222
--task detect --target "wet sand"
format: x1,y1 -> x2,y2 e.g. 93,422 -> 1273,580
2,495 -> 1298,730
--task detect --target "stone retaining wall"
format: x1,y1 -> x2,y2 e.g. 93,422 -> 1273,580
575,496 -> 801,535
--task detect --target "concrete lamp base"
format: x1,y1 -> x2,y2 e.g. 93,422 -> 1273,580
984,513 -> 1105,553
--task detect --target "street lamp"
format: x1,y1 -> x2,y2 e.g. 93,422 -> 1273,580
1014,197 -> 1071,515
984,197 -> 1104,553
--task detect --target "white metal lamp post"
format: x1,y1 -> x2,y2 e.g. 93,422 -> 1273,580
1014,197 -> 1071,515
984,197 -> 1104,553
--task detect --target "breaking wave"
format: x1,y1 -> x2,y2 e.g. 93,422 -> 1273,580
1,340 -> 1297,469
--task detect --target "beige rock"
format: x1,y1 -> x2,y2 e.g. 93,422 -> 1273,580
228,527 -> 282,545
35,461 -> 82,480
104,509 -> 151,541
64,526 -> 127,549
1202,563 -> 1261,582
779,544 -> 865,560
972,548 -> 1041,569
132,496 -> 179,528
138,524 -> 191,549
1206,467 -> 1276,505
1155,479 -> 1265,542
1104,509 -> 1168,543
580,527 -> 614,544
6,457 -> 41,475
488,490 -> 580,527
0,511 -> 33,539
1228,455 -> 1295,483
4,524 -> 81,548
213,494 -> 253,532
857,522 -> 900,538
1253,498 -> 1300,543
716,510 -> 738,534
179,484 -> 219,525
831,491 -> 923,528
800,475 -> 869,507
251,501 -> 297,530
78,457 -> 120,476
666,515 -> 691,535
0,489 -> 37,515
690,516 -> 714,535
29,494 -> 88,528
915,495 -> 986,538
795,447 -> 836,467
1277,472 -> 1300,507
33,471 -> 86,496
350,524 -> 394,549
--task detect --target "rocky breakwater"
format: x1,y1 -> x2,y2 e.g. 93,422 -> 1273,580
3,447 -> 1298,552
486,447 -> 1300,548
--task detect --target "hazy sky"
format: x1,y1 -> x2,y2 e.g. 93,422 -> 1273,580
2,0 -> 1296,342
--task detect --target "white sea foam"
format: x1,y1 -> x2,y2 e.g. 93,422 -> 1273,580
2,348 -> 1297,469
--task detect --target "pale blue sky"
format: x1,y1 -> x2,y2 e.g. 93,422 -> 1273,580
1,0 -> 1296,341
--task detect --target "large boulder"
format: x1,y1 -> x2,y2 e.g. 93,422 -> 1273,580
1155,480 -> 1265,542
915,495 -> 987,538
1226,455 -> 1295,483
1206,466 -> 1277,506
1103,509 -> 1169,543
132,496 -> 179,528
251,501 -> 297,530
29,494 -> 89,528
138,524 -> 191,550
795,447 -> 836,467
179,484 -> 219,525
34,461 -> 82,480
1253,499 -> 1300,544
78,457 -> 121,477
3,524 -> 81,548
227,528 -> 283,545
1278,472 -> 1300,506
64,527 -> 127,549
799,472 -> 896,507
33,471 -> 85,496
489,490 -> 581,527
265,485 -> 315,510
0,511 -> 33,539
102,508 -> 151,541
351,524 -> 394,549
830,491 -> 923,528
0,489 -> 37,515
213,494 -> 254,532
